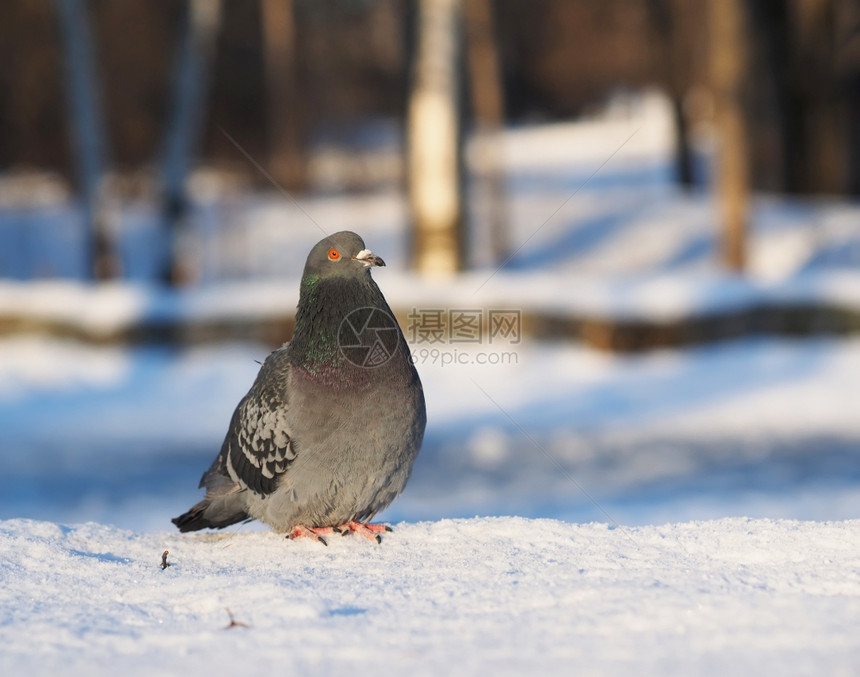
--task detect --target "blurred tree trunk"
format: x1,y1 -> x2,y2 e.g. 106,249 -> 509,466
55,0 -> 119,280
747,0 -> 800,193
407,0 -> 465,275
792,0 -> 842,194
650,0 -> 695,190
751,0 -> 854,196
464,0 -> 508,263
161,0 -> 221,286
709,0 -> 750,272
841,0 -> 860,196
261,0 -> 307,192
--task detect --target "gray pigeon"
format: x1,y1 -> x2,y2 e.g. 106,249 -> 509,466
172,231 -> 426,543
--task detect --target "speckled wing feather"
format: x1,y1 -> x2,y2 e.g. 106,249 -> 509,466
211,349 -> 297,496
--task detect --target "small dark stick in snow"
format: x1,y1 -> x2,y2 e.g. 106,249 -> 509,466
172,232 -> 426,544
224,608 -> 248,630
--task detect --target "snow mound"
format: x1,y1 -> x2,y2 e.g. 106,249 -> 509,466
2,517 -> 858,676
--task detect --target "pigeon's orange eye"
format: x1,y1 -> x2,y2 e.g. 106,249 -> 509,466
328,248 -> 340,261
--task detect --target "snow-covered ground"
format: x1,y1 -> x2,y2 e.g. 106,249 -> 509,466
2,92 -> 859,674
2,517 -> 859,677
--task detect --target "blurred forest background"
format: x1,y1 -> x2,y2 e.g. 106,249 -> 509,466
1,0 -> 858,285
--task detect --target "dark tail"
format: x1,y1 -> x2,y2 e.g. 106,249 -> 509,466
172,498 -> 251,532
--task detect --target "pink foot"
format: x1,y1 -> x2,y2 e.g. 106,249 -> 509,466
288,525 -> 334,546
335,521 -> 393,543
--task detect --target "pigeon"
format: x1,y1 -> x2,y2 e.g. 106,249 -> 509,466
172,231 -> 426,543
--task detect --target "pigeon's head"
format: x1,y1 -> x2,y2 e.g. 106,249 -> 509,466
303,231 -> 385,282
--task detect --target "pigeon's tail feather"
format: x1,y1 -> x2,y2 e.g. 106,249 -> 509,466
172,499 -> 250,532
172,474 -> 251,532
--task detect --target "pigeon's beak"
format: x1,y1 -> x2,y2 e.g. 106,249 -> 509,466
353,249 -> 385,268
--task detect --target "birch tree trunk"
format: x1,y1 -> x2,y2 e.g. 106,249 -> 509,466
407,0 -> 465,275
709,0 -> 750,272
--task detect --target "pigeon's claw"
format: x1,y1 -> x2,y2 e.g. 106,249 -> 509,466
288,525 -> 333,545
336,521 -> 393,543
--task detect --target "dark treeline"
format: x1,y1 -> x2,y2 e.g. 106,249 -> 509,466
2,0 -> 858,197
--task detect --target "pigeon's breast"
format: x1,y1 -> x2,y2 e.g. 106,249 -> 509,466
262,362 -> 425,526
288,363 -> 423,457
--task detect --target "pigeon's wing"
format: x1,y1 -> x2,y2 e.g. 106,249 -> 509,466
209,349 -> 298,496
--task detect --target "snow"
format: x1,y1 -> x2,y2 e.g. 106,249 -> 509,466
2,517 -> 858,676
2,91 -> 860,673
